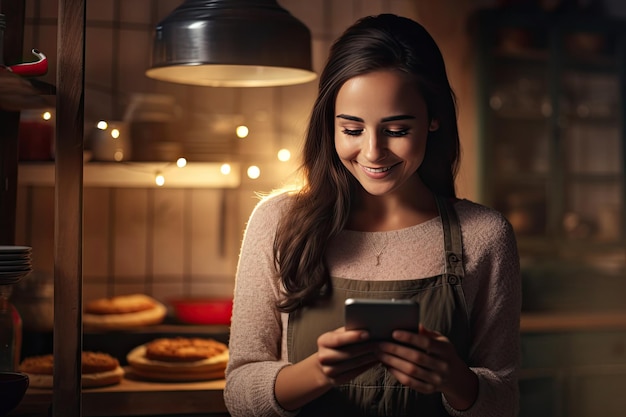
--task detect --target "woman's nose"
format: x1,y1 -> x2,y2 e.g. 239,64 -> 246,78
363,131 -> 386,162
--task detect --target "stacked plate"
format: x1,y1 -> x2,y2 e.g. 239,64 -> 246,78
0,246 -> 33,286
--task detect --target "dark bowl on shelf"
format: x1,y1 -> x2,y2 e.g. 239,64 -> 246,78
0,372 -> 30,416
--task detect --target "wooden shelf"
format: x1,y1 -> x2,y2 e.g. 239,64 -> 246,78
0,68 -> 55,112
11,375 -> 227,416
18,161 -> 241,188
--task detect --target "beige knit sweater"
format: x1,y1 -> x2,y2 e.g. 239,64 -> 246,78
224,192 -> 521,417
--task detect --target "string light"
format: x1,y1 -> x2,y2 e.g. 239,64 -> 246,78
155,172 -> 165,186
42,111 -> 52,120
277,148 -> 291,162
114,151 -> 124,162
110,128 -> 120,139
176,157 -> 187,168
97,120 -> 108,130
247,165 -> 260,179
236,125 -> 249,138
220,163 -> 231,175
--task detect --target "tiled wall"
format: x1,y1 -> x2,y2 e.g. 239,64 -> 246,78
14,0 -> 483,304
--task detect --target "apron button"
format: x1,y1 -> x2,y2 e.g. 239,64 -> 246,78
448,275 -> 458,285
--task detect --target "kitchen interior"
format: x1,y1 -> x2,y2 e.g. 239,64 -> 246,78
2,0 -> 626,416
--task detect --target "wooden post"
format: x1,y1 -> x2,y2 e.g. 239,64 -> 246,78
0,0 -> 25,245
53,0 -> 85,416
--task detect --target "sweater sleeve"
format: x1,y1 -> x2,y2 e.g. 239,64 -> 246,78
444,207 -> 522,417
224,193 -> 299,417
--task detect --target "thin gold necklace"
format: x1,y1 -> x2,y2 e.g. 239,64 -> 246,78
366,233 -> 390,266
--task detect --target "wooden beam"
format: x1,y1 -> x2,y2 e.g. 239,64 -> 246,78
0,0 -> 26,245
53,0 -> 85,416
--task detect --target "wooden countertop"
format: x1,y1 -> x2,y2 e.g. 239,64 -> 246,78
521,311 -> 626,332
10,370 -> 227,417
12,312 -> 626,416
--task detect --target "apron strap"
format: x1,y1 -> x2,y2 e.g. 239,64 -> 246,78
434,195 -> 465,281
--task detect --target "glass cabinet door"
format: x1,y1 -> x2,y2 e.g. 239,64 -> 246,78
558,27 -> 623,243
481,23 -> 552,238
478,13 -> 626,246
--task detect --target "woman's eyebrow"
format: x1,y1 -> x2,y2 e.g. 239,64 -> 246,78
381,114 -> 415,122
336,114 -> 416,123
336,114 -> 363,122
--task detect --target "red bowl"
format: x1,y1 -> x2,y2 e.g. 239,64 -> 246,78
169,298 -> 233,325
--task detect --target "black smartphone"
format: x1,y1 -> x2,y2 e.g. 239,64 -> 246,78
344,298 -> 420,341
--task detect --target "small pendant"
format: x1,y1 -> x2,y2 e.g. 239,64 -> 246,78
375,255 -> 381,266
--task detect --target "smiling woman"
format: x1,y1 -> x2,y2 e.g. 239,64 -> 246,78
224,13 -> 521,417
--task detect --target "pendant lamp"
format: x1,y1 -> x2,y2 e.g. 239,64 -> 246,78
146,0 -> 317,87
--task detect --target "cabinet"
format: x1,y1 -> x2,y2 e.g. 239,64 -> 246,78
475,9 -> 626,310
476,9 -> 626,254
474,8 -> 626,417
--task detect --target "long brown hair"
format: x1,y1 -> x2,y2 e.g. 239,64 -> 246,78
274,14 -> 461,312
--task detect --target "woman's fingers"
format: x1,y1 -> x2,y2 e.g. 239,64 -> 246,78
375,328 -> 453,393
315,327 -> 377,385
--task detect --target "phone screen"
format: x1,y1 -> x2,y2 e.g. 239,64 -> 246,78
344,298 -> 420,340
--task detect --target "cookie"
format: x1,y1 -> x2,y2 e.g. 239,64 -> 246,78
144,337 -> 227,363
85,294 -> 157,315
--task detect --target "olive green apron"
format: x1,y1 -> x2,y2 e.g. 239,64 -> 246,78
287,196 -> 471,416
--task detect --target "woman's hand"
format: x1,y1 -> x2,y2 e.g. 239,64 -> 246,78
376,324 -> 478,411
275,326 -> 378,411
316,326 -> 378,386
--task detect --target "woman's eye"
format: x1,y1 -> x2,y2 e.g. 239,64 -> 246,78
385,129 -> 410,137
342,128 -> 363,136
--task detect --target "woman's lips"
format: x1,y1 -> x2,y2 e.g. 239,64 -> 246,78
358,162 -> 400,179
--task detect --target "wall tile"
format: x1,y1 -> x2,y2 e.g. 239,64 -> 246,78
189,280 -> 234,299
86,0 -> 114,22
113,188 -> 148,279
39,0 -> 58,19
152,281 -> 185,302
22,24 -> 35,58
83,282 -> 109,303
152,188 -> 185,277
120,0 -> 153,25
25,0 -> 36,19
84,88 -> 115,122
388,0 -> 418,17
83,188 -> 111,279
85,27 -> 114,89
29,186 -> 54,274
280,0 -> 327,38
112,282 -> 152,297
117,29 -> 153,94
189,189 -> 236,278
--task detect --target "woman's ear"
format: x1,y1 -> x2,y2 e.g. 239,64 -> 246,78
429,119 -> 440,132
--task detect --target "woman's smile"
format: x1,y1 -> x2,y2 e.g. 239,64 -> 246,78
358,161 -> 402,179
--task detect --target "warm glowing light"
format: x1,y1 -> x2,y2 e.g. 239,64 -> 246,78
277,148 -> 291,162
97,120 -> 108,130
236,125 -> 249,138
155,173 -> 165,186
42,111 -> 52,120
176,157 -> 187,168
247,165 -> 260,179
111,129 -> 120,139
114,151 -> 124,161
220,163 -> 231,175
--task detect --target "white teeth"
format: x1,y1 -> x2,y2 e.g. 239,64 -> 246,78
363,165 -> 392,173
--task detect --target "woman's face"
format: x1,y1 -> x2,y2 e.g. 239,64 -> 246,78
334,70 -> 437,197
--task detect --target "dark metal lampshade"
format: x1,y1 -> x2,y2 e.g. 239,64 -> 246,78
146,0 -> 317,87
